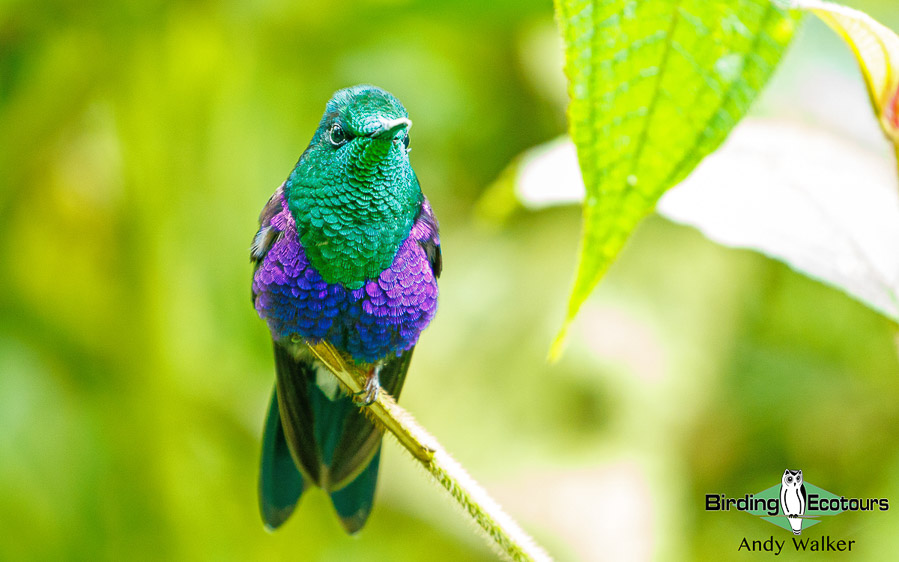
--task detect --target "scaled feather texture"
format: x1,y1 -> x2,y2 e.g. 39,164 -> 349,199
251,85 -> 441,533
253,189 -> 439,362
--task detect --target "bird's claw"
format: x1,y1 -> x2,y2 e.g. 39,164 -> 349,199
353,366 -> 381,406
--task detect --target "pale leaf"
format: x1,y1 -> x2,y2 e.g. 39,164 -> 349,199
512,119 -> 899,322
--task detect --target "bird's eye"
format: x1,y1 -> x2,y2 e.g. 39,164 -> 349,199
402,133 -> 410,152
329,124 -> 348,147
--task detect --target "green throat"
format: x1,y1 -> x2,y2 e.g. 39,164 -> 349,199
286,136 -> 421,289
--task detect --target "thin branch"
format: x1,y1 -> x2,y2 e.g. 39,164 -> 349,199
306,341 -> 552,562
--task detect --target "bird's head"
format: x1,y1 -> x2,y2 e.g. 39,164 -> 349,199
315,85 -> 412,151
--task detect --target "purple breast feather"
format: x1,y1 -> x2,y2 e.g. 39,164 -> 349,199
253,193 -> 438,363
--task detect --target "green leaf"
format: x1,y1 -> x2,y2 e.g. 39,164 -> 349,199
551,0 -> 798,358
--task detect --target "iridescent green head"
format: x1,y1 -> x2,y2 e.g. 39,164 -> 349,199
286,85 -> 422,288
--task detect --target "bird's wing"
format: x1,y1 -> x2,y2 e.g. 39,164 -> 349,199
272,342 -> 323,486
413,196 -> 442,278
251,183 -> 286,271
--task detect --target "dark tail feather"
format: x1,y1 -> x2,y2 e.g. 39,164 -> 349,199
329,448 -> 382,534
259,386 -> 306,530
264,343 -> 415,532
272,343 -> 322,484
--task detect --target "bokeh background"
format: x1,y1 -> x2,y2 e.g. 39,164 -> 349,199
3,0 -> 899,560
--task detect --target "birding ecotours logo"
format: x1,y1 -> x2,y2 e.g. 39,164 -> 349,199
779,469 -> 806,534
705,469 -> 889,535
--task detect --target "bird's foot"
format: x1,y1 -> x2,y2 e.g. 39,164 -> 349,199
353,365 -> 382,406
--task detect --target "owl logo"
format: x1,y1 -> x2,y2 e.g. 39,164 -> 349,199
780,469 -> 807,535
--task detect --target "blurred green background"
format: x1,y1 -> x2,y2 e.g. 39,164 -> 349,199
3,0 -> 899,560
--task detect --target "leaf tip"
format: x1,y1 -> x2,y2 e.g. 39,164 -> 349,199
547,323 -> 570,363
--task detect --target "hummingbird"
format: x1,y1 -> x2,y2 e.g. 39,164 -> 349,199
250,85 -> 441,533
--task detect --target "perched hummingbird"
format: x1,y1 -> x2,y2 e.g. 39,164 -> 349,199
250,85 -> 441,533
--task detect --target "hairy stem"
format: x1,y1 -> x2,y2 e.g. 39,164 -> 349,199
306,341 -> 551,562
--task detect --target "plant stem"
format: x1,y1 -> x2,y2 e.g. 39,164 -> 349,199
306,341 -> 551,562
893,141 -> 899,178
